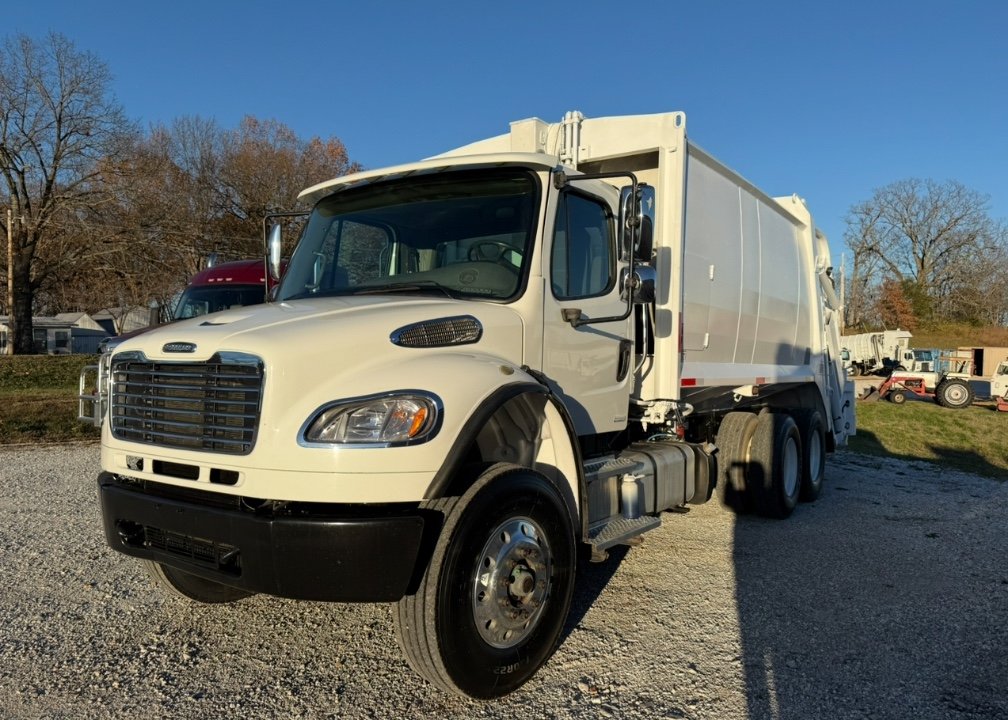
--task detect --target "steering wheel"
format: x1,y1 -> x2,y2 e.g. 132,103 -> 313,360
468,241 -> 521,272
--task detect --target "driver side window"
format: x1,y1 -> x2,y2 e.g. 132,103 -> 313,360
551,192 -> 614,299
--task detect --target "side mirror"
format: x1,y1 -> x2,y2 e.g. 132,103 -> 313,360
267,224 -> 283,282
636,185 -> 655,262
619,184 -> 655,262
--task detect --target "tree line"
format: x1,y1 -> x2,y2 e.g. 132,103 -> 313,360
3,33 -> 1006,354
1,32 -> 358,353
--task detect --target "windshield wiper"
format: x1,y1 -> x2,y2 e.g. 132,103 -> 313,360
349,281 -> 458,298
282,281 -> 460,301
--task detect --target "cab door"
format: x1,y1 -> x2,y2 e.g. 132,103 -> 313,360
541,187 -> 632,436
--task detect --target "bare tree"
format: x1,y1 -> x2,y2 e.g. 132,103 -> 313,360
0,32 -> 131,353
216,115 -> 359,256
844,178 -> 1007,327
67,116 -> 359,320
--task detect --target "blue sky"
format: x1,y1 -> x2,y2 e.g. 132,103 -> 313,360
8,1 -> 1008,269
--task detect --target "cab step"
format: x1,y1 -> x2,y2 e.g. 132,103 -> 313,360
587,515 -> 661,562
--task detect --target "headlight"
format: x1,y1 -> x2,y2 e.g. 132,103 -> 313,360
302,393 -> 440,446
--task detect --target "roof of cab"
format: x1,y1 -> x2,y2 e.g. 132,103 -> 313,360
297,152 -> 559,205
188,259 -> 266,286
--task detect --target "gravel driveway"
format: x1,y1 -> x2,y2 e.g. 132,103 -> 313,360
1,445 -> 1005,719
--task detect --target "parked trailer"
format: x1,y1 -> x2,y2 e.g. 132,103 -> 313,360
91,110 -> 854,698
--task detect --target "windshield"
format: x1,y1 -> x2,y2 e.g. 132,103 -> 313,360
172,284 -> 267,320
278,168 -> 538,302
912,349 -> 934,361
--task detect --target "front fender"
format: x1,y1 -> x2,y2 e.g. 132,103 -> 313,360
421,364 -> 583,533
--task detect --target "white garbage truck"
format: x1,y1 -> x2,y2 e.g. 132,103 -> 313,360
841,329 -> 912,376
94,110 -> 854,698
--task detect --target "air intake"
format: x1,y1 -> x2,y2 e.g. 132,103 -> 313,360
391,315 -> 483,348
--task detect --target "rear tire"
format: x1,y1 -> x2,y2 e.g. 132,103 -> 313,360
749,412 -> 802,519
794,409 -> 826,502
393,464 -> 576,699
715,412 -> 759,513
143,560 -> 253,603
937,379 -> 973,409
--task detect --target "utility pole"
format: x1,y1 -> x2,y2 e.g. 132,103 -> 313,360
5,208 -> 13,355
839,253 -> 846,336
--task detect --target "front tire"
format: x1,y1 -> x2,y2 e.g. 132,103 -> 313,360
394,464 -> 576,699
143,560 -> 253,603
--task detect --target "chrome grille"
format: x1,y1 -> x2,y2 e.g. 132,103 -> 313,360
110,352 -> 263,455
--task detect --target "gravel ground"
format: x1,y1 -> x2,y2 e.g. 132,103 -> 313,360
0,444 -> 1005,719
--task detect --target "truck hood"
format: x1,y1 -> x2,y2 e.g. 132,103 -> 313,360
113,295 -> 526,367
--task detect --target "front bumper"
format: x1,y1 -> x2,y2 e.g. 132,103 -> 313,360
97,473 -> 431,602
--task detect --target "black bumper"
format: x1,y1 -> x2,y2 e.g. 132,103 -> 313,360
97,472 -> 430,602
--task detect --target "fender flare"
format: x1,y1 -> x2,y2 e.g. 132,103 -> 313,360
424,378 -> 585,534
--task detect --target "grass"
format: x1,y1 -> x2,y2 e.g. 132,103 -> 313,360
849,397 -> 1008,480
873,322 -> 1008,351
0,355 -> 102,444
2,356 -> 1007,480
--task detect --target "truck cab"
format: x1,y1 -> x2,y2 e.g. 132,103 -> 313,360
170,259 -> 275,319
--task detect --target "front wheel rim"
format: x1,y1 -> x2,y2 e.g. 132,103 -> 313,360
471,516 -> 552,649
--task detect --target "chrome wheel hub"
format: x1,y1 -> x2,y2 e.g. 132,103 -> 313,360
472,516 -> 552,649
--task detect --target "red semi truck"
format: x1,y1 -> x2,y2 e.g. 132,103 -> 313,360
170,259 -> 275,320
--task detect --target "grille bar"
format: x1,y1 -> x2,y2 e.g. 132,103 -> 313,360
113,389 -> 260,407
112,403 -> 256,420
110,353 -> 264,455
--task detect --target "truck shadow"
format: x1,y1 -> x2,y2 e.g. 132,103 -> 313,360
851,427 -> 1008,480
560,545 -> 629,642
731,465 -> 1007,719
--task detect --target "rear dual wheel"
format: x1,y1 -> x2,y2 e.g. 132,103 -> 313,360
794,409 -> 826,502
715,412 -> 759,513
749,412 -> 802,519
716,410 -> 817,518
